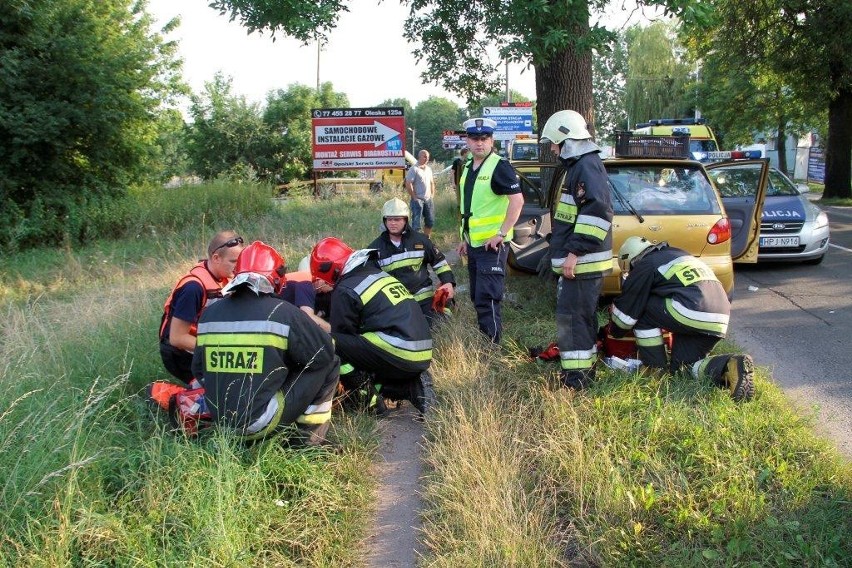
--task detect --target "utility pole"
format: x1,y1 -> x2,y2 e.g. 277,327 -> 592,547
316,41 -> 321,93
407,127 -> 416,155
505,60 -> 510,103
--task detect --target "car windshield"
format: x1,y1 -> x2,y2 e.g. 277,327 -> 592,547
605,164 -> 722,215
766,169 -> 801,196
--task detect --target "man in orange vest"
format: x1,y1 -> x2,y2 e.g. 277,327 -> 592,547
159,231 -> 244,384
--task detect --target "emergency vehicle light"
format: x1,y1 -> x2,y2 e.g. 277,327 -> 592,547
706,150 -> 762,160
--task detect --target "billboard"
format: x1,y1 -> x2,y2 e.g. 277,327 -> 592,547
311,107 -> 406,171
483,102 -> 534,141
442,129 -> 467,150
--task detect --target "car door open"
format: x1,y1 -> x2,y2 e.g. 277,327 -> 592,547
705,159 -> 770,262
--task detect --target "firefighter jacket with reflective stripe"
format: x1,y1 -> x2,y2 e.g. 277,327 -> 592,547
550,152 -> 614,279
160,261 -> 226,341
330,263 -> 432,363
192,292 -> 338,431
459,152 -> 513,247
368,229 -> 455,303
611,245 -> 730,338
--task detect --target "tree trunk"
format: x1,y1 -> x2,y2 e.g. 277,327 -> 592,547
776,119 -> 788,174
823,85 -> 852,199
534,43 -> 594,152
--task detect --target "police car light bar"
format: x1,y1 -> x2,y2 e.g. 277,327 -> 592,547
706,150 -> 763,160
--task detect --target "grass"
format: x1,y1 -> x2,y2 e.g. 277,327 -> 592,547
1,176 -> 849,566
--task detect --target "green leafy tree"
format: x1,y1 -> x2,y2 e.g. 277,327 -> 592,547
0,0 -> 184,249
185,73 -> 267,181
409,96 -> 465,162
263,82 -> 349,182
695,57 -> 811,173
624,22 -> 693,127
682,0 -> 851,197
593,31 -> 629,142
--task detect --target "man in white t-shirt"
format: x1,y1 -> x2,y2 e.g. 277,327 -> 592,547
405,149 -> 436,237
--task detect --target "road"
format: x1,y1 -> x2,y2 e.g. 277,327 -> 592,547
728,205 -> 852,459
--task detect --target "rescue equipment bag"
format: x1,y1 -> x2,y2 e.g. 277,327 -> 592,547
167,386 -> 212,436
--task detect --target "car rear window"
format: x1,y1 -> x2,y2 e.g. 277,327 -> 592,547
605,164 -> 722,215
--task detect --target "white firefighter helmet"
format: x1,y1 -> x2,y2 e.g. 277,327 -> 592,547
540,110 -> 592,144
297,255 -> 311,273
618,236 -> 655,274
382,197 -> 410,220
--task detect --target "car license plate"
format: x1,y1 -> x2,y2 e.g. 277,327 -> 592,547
760,236 -> 800,247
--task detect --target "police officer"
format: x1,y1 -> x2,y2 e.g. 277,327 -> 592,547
610,237 -> 755,401
540,110 -> 614,390
192,241 -> 340,445
455,117 -> 524,343
310,237 -> 435,414
369,198 -> 456,324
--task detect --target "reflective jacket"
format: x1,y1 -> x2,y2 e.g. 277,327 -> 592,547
612,244 -> 730,337
550,152 -> 614,278
330,262 -> 432,365
368,228 -> 455,304
160,261 -> 226,341
459,152 -> 513,247
192,291 -> 338,432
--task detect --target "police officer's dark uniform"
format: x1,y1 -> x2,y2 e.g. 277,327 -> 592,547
369,223 -> 455,322
458,119 -> 522,343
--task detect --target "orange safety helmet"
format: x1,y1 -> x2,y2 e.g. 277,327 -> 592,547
234,241 -> 287,294
310,237 -> 353,286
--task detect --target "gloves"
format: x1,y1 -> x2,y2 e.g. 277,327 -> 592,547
529,341 -> 559,361
432,287 -> 451,313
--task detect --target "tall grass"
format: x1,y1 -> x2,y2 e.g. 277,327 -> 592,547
0,181 -> 388,566
4,177 -> 849,566
419,251 -> 852,566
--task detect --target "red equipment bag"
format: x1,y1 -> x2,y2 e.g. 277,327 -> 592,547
599,327 -> 673,359
168,387 -> 213,436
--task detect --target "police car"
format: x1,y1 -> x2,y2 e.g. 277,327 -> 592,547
705,154 -> 830,264
508,133 -> 769,296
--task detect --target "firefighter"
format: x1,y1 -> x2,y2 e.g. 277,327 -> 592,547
310,237 -> 435,414
368,198 -> 456,324
191,241 -> 340,445
540,110 -> 614,390
609,236 -> 755,401
159,231 -> 244,384
455,117 -> 524,343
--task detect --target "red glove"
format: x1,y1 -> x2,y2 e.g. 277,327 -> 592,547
432,287 -> 450,313
533,341 -> 560,361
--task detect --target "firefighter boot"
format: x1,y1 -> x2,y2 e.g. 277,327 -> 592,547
366,381 -> 388,416
409,370 -> 437,415
694,354 -> 755,402
560,369 -> 594,391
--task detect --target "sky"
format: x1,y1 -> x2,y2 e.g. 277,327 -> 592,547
147,0 -> 659,111
147,0 -> 522,109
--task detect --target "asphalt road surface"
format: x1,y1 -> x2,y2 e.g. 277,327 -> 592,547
728,205 -> 852,459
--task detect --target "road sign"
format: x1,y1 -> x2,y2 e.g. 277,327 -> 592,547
442,129 -> 467,150
483,103 -> 534,141
311,107 -> 406,171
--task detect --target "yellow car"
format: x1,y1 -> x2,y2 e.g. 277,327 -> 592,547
508,135 -> 769,297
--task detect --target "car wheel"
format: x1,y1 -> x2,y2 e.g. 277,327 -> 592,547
803,254 -> 824,265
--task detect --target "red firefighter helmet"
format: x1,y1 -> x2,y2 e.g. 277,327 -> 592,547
310,237 -> 353,286
234,241 -> 287,293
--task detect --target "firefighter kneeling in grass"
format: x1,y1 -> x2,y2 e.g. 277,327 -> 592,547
192,241 -> 340,445
310,237 -> 435,415
608,236 -> 755,401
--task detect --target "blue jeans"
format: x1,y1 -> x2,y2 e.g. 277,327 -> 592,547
409,198 -> 435,231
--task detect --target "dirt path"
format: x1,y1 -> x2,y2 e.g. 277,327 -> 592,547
364,403 -> 427,567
